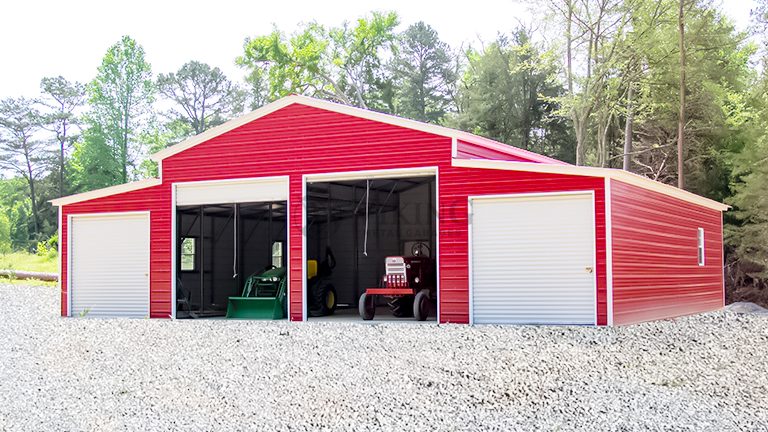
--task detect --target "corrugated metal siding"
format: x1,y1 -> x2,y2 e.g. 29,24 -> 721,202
70,213 -> 150,317
61,103 -> 609,323
161,104 -> 453,321
610,179 -> 724,325
61,183 -> 171,318
456,140 -> 533,162
471,194 -> 597,324
440,166 -> 607,324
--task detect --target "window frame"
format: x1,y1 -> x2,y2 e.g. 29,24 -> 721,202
180,236 -> 198,272
697,228 -> 705,267
271,240 -> 284,268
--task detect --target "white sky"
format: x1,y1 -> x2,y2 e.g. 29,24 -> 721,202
0,0 -> 756,99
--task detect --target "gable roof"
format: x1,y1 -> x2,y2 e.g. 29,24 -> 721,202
149,94 -> 567,165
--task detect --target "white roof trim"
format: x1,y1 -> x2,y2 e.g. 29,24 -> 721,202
453,158 -> 729,212
149,94 -> 565,164
50,178 -> 162,206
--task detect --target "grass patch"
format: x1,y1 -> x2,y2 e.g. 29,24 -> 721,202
0,277 -> 57,287
0,252 -> 58,273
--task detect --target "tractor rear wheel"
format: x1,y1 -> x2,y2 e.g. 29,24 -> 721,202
414,291 -> 430,321
389,296 -> 414,317
359,292 -> 375,320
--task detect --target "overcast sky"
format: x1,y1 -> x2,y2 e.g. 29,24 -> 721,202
0,0 -> 756,99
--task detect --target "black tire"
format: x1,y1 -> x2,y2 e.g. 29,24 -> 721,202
309,280 -> 335,317
389,296 -> 414,317
414,291 -> 429,321
324,284 -> 337,315
359,292 -> 375,320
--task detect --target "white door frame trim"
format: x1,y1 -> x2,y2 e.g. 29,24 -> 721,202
170,177 -> 291,320
467,190 -> 598,325
302,166 -> 440,322
67,211 -> 151,318
604,178 -> 614,326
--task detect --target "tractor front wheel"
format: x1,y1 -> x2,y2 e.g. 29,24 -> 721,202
359,292 -> 375,320
414,291 -> 430,321
323,284 -> 337,315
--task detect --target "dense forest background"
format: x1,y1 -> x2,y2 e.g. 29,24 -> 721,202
1,0 -> 766,303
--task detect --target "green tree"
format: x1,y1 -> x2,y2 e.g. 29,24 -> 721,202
454,30 -> 574,161
548,0 -> 635,166
88,35 -> 154,184
0,212 -> 11,253
39,76 -> 86,197
237,12 -> 399,110
0,97 -> 49,241
628,0 -> 753,197
391,22 -> 457,123
68,124 -> 123,192
157,61 -> 245,136
0,178 -> 31,250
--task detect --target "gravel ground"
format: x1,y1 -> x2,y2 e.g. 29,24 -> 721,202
1,284 -> 767,432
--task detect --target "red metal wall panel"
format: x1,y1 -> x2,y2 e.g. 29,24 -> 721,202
610,179 -> 724,325
439,167 -> 607,324
60,183 -> 171,318
60,102 -> 610,323
455,140 -> 535,162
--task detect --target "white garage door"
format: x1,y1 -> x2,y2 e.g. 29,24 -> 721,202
471,193 -> 596,325
70,213 -> 150,318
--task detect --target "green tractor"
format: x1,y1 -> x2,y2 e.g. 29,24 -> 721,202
226,266 -> 287,319
226,247 -> 337,319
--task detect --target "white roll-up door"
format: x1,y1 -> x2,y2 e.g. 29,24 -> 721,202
470,193 -> 596,325
70,213 -> 150,318
176,176 -> 288,206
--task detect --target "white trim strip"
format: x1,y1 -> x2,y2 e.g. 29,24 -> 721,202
170,184 -> 177,319
305,166 -> 437,183
50,178 -> 161,207
467,197 -> 474,325
453,158 -> 729,212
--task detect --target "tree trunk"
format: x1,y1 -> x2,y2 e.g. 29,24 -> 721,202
122,112 -> 129,183
573,113 -> 588,166
24,143 -> 40,238
59,120 -> 66,197
623,83 -> 634,171
677,0 -> 686,189
566,0 -> 573,95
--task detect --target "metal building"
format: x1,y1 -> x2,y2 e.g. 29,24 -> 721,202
52,95 -> 727,325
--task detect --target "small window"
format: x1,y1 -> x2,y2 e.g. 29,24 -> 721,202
697,228 -> 705,266
180,237 -> 197,271
272,241 -> 284,268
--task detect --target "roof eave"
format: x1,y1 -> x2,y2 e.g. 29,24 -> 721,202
50,178 -> 162,207
452,158 -> 730,212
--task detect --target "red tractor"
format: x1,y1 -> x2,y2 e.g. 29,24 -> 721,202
358,242 -> 436,321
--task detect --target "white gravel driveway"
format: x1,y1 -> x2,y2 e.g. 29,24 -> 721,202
1,284 -> 766,431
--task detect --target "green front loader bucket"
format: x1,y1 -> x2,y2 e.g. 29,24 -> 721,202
226,297 -> 284,319
226,267 -> 287,319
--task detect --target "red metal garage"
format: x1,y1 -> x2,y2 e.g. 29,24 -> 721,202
51,95 -> 728,325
